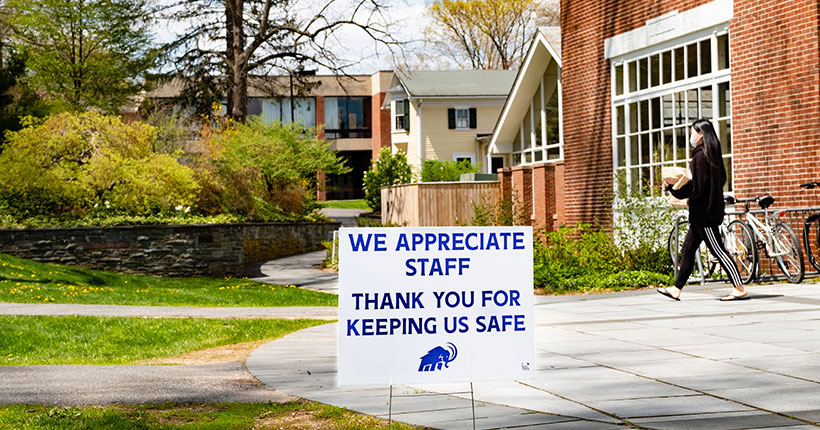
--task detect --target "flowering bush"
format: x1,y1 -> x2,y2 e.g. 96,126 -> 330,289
362,148 -> 412,212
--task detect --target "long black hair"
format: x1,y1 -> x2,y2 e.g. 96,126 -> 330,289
692,119 -> 726,186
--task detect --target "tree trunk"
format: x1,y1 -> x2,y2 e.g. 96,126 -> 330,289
227,0 -> 247,120
225,3 -> 234,112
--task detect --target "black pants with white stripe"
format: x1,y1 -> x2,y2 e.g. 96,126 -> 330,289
675,224 -> 744,289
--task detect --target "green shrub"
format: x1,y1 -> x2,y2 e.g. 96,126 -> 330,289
0,111 -> 198,218
420,159 -> 477,182
362,148 -> 412,212
542,270 -> 673,294
197,118 -> 348,221
533,225 -> 622,288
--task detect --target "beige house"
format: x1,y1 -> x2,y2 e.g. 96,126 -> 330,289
385,70 -> 517,176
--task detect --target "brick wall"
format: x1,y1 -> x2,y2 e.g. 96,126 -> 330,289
730,0 -> 820,207
372,92 -> 392,159
561,0 -> 820,227
0,223 -> 339,277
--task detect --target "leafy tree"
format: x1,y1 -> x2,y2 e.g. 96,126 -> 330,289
197,118 -> 350,220
0,112 -> 199,217
362,148 -> 412,212
4,0 -> 158,112
424,0 -> 558,69
164,0 -> 400,120
420,159 -> 477,182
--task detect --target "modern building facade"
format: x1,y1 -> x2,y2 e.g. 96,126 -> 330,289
499,0 -> 820,229
386,70 -> 517,175
148,71 -> 394,200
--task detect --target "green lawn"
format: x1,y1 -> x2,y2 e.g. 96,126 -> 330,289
319,199 -> 370,210
0,402 -> 420,430
0,315 -> 329,365
0,253 -> 337,307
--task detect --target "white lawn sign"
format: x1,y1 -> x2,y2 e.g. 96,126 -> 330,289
337,226 -> 534,386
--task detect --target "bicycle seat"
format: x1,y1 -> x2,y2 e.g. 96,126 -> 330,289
758,195 -> 775,209
723,195 -> 736,204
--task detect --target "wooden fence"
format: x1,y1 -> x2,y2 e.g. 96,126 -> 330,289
381,181 -> 499,226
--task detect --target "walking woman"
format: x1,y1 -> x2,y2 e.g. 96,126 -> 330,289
658,119 -> 748,301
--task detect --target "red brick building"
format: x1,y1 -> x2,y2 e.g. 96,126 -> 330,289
497,0 -> 820,229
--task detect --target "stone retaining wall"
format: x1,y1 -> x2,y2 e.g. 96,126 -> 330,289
0,222 -> 339,277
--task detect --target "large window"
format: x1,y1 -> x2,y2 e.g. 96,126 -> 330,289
248,97 -> 316,127
324,96 -> 371,139
612,30 -> 732,196
512,74 -> 561,165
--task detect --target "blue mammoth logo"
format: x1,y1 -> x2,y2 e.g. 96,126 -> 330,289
418,342 -> 457,372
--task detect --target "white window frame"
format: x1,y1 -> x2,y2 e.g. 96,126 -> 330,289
454,107 -> 471,130
511,75 -> 562,166
392,99 -> 408,133
611,24 -> 733,196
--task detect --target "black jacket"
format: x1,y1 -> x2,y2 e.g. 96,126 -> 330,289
668,145 -> 725,227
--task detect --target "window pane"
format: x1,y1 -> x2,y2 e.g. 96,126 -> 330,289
248,98 -> 263,116
662,51 -> 672,84
534,150 -> 543,162
675,127 -> 687,161
639,58 -> 648,90
674,47 -> 685,81
523,152 -> 531,163
717,33 -> 730,70
547,147 -> 560,160
650,55 -> 660,87
651,97 -> 661,129
617,137 -> 626,167
701,86 -> 713,119
546,90 -> 560,145
651,132 -> 661,163
718,82 -> 731,117
641,133 -> 650,164
630,167 -> 640,194
628,61 -> 638,92
662,95 -> 673,127
615,64 -> 624,95
724,157 -> 733,192
674,92 -> 685,125
640,100 -> 649,131
629,102 -> 638,132
687,43 -> 698,78
700,39 -> 712,74
719,119 -> 732,154
641,166 -> 651,194
522,111 -> 531,149
663,129 -> 674,161
324,97 -> 340,129
630,135 -> 639,165
616,105 -> 625,135
513,130 -> 521,152
513,153 -> 521,165
687,89 -> 698,121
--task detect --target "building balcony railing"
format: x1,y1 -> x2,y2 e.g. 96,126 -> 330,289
324,129 -> 371,139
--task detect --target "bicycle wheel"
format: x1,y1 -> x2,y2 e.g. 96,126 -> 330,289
774,221 -> 805,284
724,220 -> 757,284
804,214 -> 820,272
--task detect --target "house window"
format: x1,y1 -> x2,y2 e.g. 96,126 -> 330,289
324,96 -> 372,139
611,29 -> 732,196
248,97 -> 316,127
393,99 -> 409,132
448,107 -> 476,129
456,108 -> 470,129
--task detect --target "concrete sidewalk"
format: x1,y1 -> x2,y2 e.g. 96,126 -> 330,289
250,250 -> 339,294
248,283 -> 820,429
0,302 -> 337,320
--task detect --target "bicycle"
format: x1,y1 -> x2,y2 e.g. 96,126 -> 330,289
799,181 -> 820,272
732,195 -> 804,283
667,199 -> 756,285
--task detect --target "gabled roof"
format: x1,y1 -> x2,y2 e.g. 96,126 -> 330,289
489,27 -> 562,154
394,69 -> 517,98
